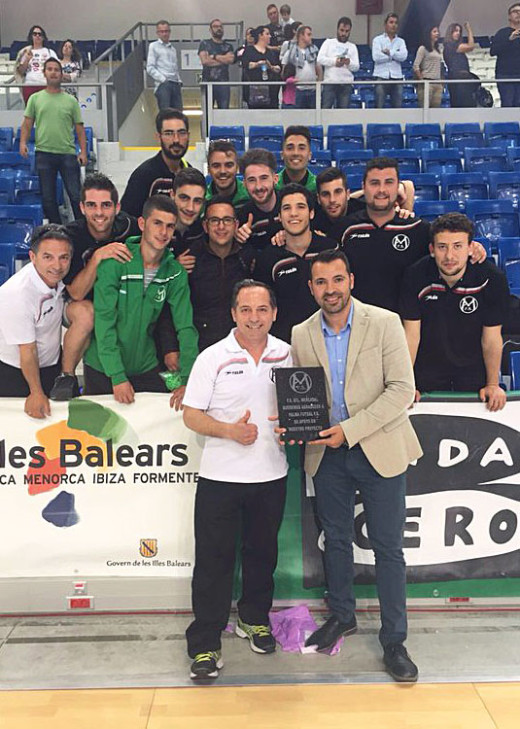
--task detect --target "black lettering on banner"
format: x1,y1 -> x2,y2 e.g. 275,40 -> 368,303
403,507 -> 422,548
444,507 -> 474,547
489,509 -> 517,545
60,439 -> 82,467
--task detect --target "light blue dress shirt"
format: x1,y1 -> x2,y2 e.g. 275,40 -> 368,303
146,40 -> 181,87
321,303 -> 354,426
372,33 -> 408,79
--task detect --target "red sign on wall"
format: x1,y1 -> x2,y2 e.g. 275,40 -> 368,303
356,0 -> 384,14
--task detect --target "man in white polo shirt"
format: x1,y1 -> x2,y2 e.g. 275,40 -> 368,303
0,224 -> 72,417
183,279 -> 292,680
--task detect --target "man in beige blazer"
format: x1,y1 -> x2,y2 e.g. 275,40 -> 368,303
289,248 -> 423,682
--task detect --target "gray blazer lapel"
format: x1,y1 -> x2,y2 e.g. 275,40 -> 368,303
345,300 -> 369,383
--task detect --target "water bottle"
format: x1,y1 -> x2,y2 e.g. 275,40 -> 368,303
261,62 -> 268,81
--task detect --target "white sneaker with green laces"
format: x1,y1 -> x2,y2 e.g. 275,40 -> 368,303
235,617 -> 276,654
190,651 -> 224,679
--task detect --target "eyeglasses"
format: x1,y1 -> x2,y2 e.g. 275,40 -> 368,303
206,216 -> 236,226
160,130 -> 188,139
32,31 -> 43,36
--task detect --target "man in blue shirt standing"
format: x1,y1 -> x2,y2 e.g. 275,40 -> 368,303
147,20 -> 183,110
372,13 -> 407,108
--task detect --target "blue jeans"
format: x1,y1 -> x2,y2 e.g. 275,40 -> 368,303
313,445 -> 408,647
322,83 -> 352,109
295,88 -> 316,109
497,81 -> 520,107
155,80 -> 183,110
35,151 -> 81,223
374,79 -> 403,108
212,84 -> 230,109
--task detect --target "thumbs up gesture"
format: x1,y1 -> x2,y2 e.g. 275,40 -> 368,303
236,213 -> 254,244
231,409 -> 258,445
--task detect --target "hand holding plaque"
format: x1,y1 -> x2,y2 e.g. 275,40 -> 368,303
275,367 -> 330,442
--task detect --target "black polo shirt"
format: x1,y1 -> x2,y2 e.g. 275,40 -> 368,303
254,232 -> 337,342
237,193 -> 282,252
341,210 -> 431,312
120,153 -> 191,218
312,197 -> 365,242
168,219 -> 205,257
400,256 -> 509,392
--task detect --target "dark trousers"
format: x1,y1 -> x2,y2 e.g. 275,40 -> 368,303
0,359 -> 60,397
322,83 -> 352,109
35,151 -> 81,223
498,81 -> 520,107
447,72 -> 479,108
374,79 -> 403,108
313,445 -> 407,647
295,88 -> 316,109
83,364 -> 168,395
155,81 -> 183,110
212,85 -> 230,109
186,475 -> 287,657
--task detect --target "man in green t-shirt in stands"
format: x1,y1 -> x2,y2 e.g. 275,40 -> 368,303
20,58 -> 87,223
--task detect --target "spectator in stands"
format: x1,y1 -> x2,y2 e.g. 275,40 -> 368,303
276,126 -> 316,192
490,3 -> 520,108
401,213 -> 509,411
236,27 -> 255,107
206,140 -> 250,208
241,26 -> 281,109
281,62 -> 297,107
121,109 -> 191,218
16,25 -> 57,106
83,195 -> 198,408
372,13 -> 407,108
236,148 -> 282,252
413,26 -> 443,108
317,17 -> 360,109
198,19 -> 235,110
0,224 -> 72,417
58,39 -> 82,99
443,22 -> 479,108
49,173 -> 140,400
20,58 -> 86,224
280,5 -> 294,28
266,4 -> 285,56
255,184 -> 337,342
184,279 -> 291,681
146,20 -> 183,111
283,26 -> 321,109
280,21 -> 300,60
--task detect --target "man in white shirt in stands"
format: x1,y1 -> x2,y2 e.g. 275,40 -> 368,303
146,20 -> 183,110
372,12 -> 408,108
317,17 -> 360,109
0,224 -> 72,417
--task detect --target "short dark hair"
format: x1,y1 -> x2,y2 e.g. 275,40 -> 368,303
337,16 -> 352,28
279,183 -> 314,211
283,125 -> 311,146
30,224 -> 72,254
266,3 -> 278,12
231,279 -> 277,309
309,249 -> 351,279
155,108 -> 189,134
251,26 -> 270,43
81,173 -> 118,204
508,3 -> 520,14
316,167 -> 348,194
27,25 -> 48,45
142,194 -> 178,219
296,25 -> 312,41
280,4 -> 292,13
239,148 -> 278,175
363,156 -> 400,183
385,12 -> 399,23
43,57 -> 62,73
156,20 -> 170,28
430,212 -> 474,243
208,139 -> 238,163
172,167 -> 206,192
205,195 -> 236,219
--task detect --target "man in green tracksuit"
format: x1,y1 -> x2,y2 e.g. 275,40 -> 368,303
83,194 -> 199,409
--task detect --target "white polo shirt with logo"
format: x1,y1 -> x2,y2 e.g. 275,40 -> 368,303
0,262 -> 65,368
183,329 -> 292,483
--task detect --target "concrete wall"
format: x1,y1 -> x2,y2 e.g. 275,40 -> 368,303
440,0 -> 513,36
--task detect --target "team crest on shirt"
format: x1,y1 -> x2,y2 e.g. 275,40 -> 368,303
392,234 -> 410,251
154,286 -> 166,303
459,296 -> 479,314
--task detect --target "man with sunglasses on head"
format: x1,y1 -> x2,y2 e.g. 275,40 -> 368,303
121,109 -> 192,218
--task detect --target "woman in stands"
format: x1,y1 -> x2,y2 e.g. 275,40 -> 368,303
443,21 -> 479,108
241,26 -> 281,108
413,26 -> 443,109
58,39 -> 83,99
16,25 -> 57,106
236,27 -> 255,108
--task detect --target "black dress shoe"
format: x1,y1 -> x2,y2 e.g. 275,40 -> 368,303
305,615 -> 357,651
383,643 -> 418,682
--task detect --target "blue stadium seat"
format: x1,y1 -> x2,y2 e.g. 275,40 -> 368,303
497,238 -> 520,269
13,126 -> 35,146
441,173 -> 489,206
327,124 -> 364,155
445,123 -> 485,152
209,125 -> 246,152
473,237 -> 494,257
0,175 -> 16,204
507,147 -> 520,171
75,125 -> 94,157
484,122 -> 520,150
488,172 -> 520,208
0,152 -> 32,173
308,150 -> 332,172
0,127 -> 13,152
0,243 -> 16,284
345,173 -> 363,192
422,148 -> 463,175
414,200 -> 459,222
335,149 -> 374,176
510,351 -> 520,390
466,199 -> 520,242
249,125 -> 284,150
0,204 -> 43,252
377,149 -> 420,173
464,147 -> 508,176
366,124 -> 404,155
307,125 -> 324,152
505,260 -> 520,291
405,123 -> 443,152
406,173 -> 440,201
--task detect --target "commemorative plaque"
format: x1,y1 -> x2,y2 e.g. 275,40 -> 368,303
275,367 -> 330,442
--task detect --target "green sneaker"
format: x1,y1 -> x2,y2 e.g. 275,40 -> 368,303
189,651 -> 223,679
235,617 -> 276,654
